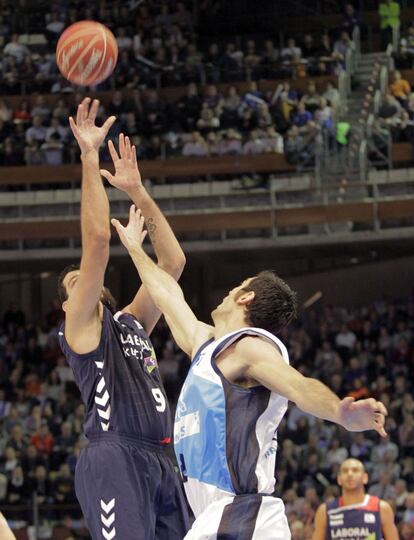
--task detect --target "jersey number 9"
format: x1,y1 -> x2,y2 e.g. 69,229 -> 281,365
152,388 -> 166,412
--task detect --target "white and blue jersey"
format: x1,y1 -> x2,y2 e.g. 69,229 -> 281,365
174,327 -> 289,521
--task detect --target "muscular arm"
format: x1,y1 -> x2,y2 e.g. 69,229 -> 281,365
380,501 -> 399,540
111,206 -> 212,356
312,504 -> 327,540
0,513 -> 16,540
101,135 -> 186,334
238,336 -> 387,435
64,98 -> 115,353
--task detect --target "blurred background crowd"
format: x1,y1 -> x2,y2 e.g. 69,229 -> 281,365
0,292 -> 413,538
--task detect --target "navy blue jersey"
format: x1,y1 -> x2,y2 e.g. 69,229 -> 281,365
59,306 -> 171,443
327,495 -> 382,540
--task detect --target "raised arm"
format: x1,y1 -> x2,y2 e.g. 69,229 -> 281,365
101,134 -> 186,334
111,205 -> 212,356
237,336 -> 387,436
64,98 -> 115,353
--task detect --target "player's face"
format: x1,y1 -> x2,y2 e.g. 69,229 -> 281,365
62,270 -> 81,299
212,277 -> 253,317
337,460 -> 367,491
61,270 -> 106,309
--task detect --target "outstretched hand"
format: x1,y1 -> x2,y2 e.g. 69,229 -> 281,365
338,397 -> 388,437
100,133 -> 142,194
69,97 -> 116,156
111,205 -> 147,252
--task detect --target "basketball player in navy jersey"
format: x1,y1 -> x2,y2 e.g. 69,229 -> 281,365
111,206 -> 388,540
57,98 -> 189,539
313,458 -> 398,540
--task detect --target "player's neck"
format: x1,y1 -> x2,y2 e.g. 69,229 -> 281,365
341,489 -> 366,506
213,312 -> 247,339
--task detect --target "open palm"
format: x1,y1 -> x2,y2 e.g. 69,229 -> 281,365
69,97 -> 116,154
100,133 -> 142,193
111,204 -> 147,251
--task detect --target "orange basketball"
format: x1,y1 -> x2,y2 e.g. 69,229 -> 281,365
56,21 -> 118,86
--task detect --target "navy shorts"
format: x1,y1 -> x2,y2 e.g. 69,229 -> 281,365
75,433 -> 190,540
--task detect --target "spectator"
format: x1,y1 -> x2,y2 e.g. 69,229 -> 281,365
243,130 -> 267,154
3,34 -> 29,63
281,38 -> 302,62
379,0 -> 401,49
343,4 -> 362,35
25,116 -> 47,145
182,131 -> 209,157
302,82 -> 321,113
389,70 -> 411,104
403,493 -> 414,525
293,102 -> 312,128
333,31 -> 352,63
217,128 -> 242,155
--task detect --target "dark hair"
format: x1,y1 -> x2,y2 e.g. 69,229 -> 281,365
57,263 -> 117,314
241,270 -> 297,334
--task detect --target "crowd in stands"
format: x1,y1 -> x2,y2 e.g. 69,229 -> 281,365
0,0 -> 362,169
0,0 -> 355,95
0,81 -> 341,166
375,70 -> 414,144
0,290 -> 413,537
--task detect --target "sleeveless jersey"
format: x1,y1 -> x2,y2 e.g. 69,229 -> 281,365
174,327 -> 289,517
326,495 -> 382,540
58,306 -> 171,443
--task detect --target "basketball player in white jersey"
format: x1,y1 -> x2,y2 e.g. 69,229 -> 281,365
0,513 -> 16,540
111,206 -> 388,540
313,458 -> 398,540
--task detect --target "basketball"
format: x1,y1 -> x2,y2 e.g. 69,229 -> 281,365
56,21 -> 118,86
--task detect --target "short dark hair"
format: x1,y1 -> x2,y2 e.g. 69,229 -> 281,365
57,264 -> 80,303
57,263 -> 117,314
241,270 -> 297,334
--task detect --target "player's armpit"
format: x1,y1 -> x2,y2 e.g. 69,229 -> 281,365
311,504 -> 327,540
380,501 -> 399,540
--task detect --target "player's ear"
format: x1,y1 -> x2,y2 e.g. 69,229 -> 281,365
363,472 -> 368,485
236,290 -> 255,305
337,475 -> 342,487
62,300 -> 68,313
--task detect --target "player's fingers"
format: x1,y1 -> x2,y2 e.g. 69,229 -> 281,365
100,169 -> 114,184
108,139 -> 119,163
140,230 -> 148,243
119,133 -> 125,158
110,218 -> 122,231
132,145 -> 138,167
125,136 -> 131,159
81,97 -> 90,121
375,422 -> 387,438
102,115 -> 116,136
129,204 -> 136,223
88,98 -> 99,122
76,104 -> 83,126
375,401 -> 388,416
69,117 -> 79,137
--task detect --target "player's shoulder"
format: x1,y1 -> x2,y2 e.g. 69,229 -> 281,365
379,499 -> 393,513
234,333 -> 282,357
316,502 -> 327,513
192,321 -> 214,353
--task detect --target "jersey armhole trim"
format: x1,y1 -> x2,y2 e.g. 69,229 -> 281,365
59,306 -> 108,360
191,338 -> 214,364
